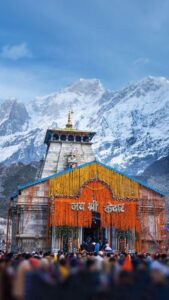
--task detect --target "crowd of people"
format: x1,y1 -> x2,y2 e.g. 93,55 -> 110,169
81,238 -> 113,253
0,248 -> 169,300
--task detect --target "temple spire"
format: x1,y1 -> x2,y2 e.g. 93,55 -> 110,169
66,110 -> 73,129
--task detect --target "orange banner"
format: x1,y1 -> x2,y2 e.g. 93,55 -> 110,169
50,181 -> 140,231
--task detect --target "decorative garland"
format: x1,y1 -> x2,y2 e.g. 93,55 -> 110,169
85,184 -> 105,191
49,162 -> 139,199
50,181 -> 141,234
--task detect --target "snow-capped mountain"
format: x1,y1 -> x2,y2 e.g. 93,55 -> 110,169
0,99 -> 29,135
0,76 -> 169,175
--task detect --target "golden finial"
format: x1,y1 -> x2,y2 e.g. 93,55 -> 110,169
66,110 -> 73,129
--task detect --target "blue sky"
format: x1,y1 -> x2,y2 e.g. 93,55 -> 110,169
0,0 -> 169,100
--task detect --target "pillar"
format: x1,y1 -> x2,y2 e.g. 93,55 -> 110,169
131,228 -> 136,253
79,227 -> 83,245
128,230 -> 131,251
105,228 -> 108,240
112,227 -> 116,251
51,226 -> 59,252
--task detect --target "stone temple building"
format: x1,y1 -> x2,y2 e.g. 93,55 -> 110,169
9,113 -> 167,253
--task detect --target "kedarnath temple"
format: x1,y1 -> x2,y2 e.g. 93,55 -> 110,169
9,112 -> 167,253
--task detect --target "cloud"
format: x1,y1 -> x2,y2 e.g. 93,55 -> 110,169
0,63 -> 78,102
0,43 -> 32,60
133,57 -> 150,65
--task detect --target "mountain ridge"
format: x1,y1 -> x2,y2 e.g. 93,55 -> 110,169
0,76 -> 169,176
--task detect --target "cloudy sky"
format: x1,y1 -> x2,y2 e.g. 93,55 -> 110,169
0,0 -> 169,101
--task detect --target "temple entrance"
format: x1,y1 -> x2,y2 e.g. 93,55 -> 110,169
83,212 -> 103,241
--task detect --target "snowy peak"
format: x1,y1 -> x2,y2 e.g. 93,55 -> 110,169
0,99 -> 29,135
114,76 -> 167,103
0,98 -> 18,119
64,78 -> 105,95
27,78 -> 105,128
0,76 -> 169,175
137,76 -> 169,96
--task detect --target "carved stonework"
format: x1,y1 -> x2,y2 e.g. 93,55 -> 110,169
68,149 -> 78,168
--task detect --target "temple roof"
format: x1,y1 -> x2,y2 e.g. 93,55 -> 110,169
44,128 -> 96,144
44,111 -> 96,144
17,160 -> 165,196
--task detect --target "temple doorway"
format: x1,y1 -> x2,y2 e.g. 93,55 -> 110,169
83,212 -> 104,241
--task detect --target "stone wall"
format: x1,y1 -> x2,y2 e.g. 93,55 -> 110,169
41,141 -> 95,178
0,217 -> 8,242
0,217 -> 11,251
12,181 -> 50,252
